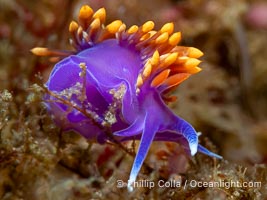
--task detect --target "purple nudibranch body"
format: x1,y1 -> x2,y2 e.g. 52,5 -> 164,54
32,5 -> 222,190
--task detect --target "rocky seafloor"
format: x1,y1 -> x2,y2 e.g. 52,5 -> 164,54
0,0 -> 266,199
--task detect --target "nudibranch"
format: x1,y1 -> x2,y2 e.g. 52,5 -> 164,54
32,5 -> 222,190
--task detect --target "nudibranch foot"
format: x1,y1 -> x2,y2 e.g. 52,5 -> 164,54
31,5 -> 222,191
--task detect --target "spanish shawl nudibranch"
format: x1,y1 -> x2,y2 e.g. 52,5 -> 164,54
32,5 -> 222,190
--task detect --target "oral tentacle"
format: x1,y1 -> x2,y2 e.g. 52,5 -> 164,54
198,144 -> 223,159
127,113 -> 159,191
173,117 -> 199,156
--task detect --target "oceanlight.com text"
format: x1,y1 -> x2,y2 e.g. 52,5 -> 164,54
117,179 -> 261,190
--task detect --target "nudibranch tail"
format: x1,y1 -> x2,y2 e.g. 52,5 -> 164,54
31,5 -> 222,192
